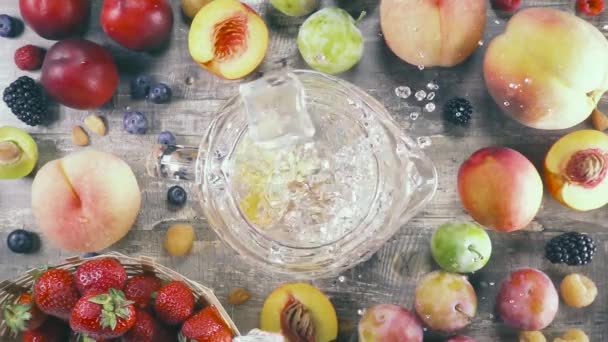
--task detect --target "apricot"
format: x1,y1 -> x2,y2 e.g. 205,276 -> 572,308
188,0 -> 268,79
182,0 -> 212,19
544,130 -> 608,211
519,331 -> 547,342
380,0 -> 486,67
554,329 -> 589,342
31,150 -> 141,252
484,8 -> 608,130
458,147 -> 543,232
260,283 -> 338,342
164,224 -> 195,256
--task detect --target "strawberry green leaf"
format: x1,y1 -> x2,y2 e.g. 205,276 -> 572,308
89,294 -> 111,305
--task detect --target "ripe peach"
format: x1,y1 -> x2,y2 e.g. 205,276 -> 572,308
31,150 -> 141,252
544,130 -> 608,211
20,0 -> 90,40
41,39 -> 119,110
484,8 -> 608,130
260,283 -> 338,342
188,0 -> 268,79
458,147 -> 543,232
101,0 -> 174,52
497,268 -> 559,331
414,271 -> 477,332
380,0 -> 486,67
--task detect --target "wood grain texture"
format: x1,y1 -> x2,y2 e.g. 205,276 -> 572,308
1,0 -> 607,341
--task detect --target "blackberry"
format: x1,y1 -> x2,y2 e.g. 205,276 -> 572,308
546,232 -> 596,266
3,76 -> 47,126
443,97 -> 473,126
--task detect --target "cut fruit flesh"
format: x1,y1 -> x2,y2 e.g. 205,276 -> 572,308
189,0 -> 268,79
0,126 -> 38,179
260,283 -> 338,342
545,130 -> 608,211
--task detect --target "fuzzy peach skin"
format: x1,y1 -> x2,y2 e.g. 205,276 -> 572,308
380,0 -> 486,67
484,8 -> 608,130
458,147 -> 543,232
31,150 -> 141,252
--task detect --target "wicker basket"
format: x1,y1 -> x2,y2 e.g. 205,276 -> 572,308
0,252 -> 240,339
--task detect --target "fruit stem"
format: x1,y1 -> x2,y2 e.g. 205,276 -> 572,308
468,245 -> 484,261
0,141 -> 21,165
355,11 -> 367,25
455,304 -> 473,321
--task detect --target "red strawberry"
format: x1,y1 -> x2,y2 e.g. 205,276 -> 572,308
577,0 -> 606,16
124,274 -> 162,309
23,317 -> 69,342
14,45 -> 45,71
181,306 -> 233,342
33,269 -> 80,320
491,0 -> 522,11
75,258 -> 127,295
154,281 -> 194,325
2,292 -> 47,333
70,289 -> 137,340
121,309 -> 159,342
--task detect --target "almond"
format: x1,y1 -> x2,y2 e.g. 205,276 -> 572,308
591,108 -> 608,131
72,126 -> 89,146
227,288 -> 252,305
84,114 -> 107,136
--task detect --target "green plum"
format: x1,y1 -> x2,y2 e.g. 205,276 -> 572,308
0,126 -> 38,179
297,7 -> 364,74
270,0 -> 318,17
431,223 -> 492,273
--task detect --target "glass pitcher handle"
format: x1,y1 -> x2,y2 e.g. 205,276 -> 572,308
146,144 -> 199,182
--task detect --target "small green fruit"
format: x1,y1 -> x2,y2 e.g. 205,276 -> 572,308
297,7 -> 364,74
270,0 -> 318,17
431,223 -> 492,273
0,126 -> 38,179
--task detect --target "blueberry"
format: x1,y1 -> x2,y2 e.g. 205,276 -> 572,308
7,229 -> 36,253
167,185 -> 187,206
158,131 -> 176,145
0,15 -> 19,38
123,111 -> 148,134
148,83 -> 172,104
130,75 -> 152,99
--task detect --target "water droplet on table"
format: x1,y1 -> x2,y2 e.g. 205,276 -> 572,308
185,76 -> 194,85
494,19 -> 500,25
603,24 -> 608,31
417,136 -> 432,148
424,103 -> 436,112
415,90 -> 427,101
338,275 -> 346,282
417,65 -> 425,71
489,282 -> 495,286
357,309 -> 366,316
426,92 -> 435,101
478,40 -> 484,46
504,101 -> 511,107
409,112 -> 420,120
394,86 -> 412,99
426,81 -> 439,90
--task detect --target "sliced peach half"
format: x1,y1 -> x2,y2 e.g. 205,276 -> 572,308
544,130 -> 608,211
260,282 -> 338,342
188,0 -> 269,80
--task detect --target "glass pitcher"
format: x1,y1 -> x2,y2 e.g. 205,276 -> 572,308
147,69 -> 437,279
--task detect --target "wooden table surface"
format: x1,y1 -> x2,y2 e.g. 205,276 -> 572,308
1,0 -> 607,341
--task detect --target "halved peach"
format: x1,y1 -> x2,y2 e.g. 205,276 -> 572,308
188,0 -> 268,80
544,130 -> 608,211
260,283 -> 338,342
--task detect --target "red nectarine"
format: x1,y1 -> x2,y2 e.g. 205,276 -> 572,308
41,39 -> 119,110
458,147 -> 543,232
19,0 -> 90,40
101,0 -> 174,52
